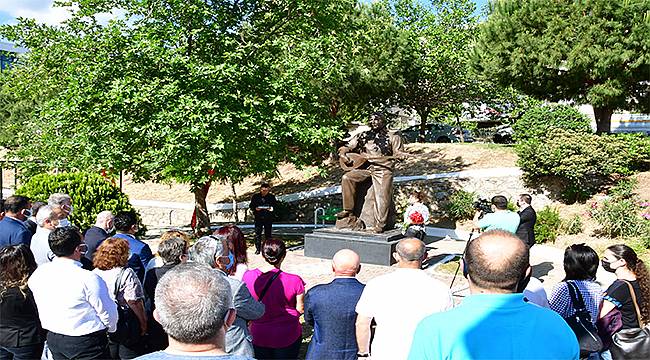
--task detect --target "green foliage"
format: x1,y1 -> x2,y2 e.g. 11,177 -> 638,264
516,129 -> 650,202
444,189 -> 476,221
15,172 -> 146,234
591,198 -> 650,241
375,0 -> 502,138
609,177 -> 638,200
589,179 -> 650,245
473,0 -> 650,133
513,104 -> 591,143
1,0 -> 385,229
559,214 -> 583,235
534,206 -> 561,243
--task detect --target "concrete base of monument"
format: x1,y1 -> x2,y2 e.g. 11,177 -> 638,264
304,228 -> 404,266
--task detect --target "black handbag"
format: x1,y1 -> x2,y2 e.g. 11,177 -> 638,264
610,281 -> 650,359
564,281 -> 603,357
109,268 -> 142,347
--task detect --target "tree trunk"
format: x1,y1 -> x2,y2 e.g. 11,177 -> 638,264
593,106 -> 613,134
193,181 -> 211,235
455,114 -> 465,143
231,180 -> 239,223
418,110 -> 429,143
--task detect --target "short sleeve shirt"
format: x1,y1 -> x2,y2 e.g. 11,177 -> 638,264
242,268 -> 305,348
604,279 -> 643,329
548,280 -> 603,324
478,211 -> 520,233
355,268 -> 452,360
93,267 -> 144,307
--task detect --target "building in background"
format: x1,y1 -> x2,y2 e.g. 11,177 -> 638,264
0,41 -> 27,71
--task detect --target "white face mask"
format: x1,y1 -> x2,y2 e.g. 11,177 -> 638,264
58,218 -> 72,227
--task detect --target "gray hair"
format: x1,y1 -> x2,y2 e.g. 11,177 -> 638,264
155,262 -> 232,344
48,193 -> 71,207
158,237 -> 187,265
96,210 -> 113,223
35,205 -> 57,227
188,235 -> 225,268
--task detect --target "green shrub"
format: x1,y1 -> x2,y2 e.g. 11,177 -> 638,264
591,198 -> 650,240
513,104 -> 591,143
609,178 -> 638,200
444,190 -> 476,221
535,206 -> 561,243
559,214 -> 583,235
16,172 -> 146,234
516,129 -> 650,202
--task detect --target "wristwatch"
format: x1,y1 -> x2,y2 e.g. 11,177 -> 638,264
357,353 -> 369,358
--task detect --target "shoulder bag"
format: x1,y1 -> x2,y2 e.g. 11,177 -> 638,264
109,268 -> 142,347
597,306 -> 623,350
564,281 -> 603,357
610,280 -> 650,359
257,270 -> 282,302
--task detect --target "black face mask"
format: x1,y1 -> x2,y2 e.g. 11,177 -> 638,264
601,259 -> 616,273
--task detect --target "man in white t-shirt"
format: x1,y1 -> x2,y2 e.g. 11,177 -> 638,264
355,238 -> 452,360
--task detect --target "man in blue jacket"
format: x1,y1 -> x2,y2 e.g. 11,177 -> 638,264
304,249 -> 365,360
112,211 -> 152,282
0,195 -> 32,248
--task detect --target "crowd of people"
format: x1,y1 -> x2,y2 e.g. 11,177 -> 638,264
1,193 -> 649,360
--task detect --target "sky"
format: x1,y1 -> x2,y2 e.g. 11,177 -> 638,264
0,0 -> 491,26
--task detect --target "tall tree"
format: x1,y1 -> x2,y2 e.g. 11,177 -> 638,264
382,0 -> 484,142
0,0 -> 365,232
473,0 -> 650,133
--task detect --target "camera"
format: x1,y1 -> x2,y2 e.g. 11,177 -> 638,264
473,198 -> 493,218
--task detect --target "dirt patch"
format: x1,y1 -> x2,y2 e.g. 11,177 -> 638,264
121,143 -> 518,203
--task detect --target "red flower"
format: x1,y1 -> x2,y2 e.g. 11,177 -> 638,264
409,211 -> 424,224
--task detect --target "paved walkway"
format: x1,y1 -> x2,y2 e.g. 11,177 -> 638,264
143,225 -> 616,301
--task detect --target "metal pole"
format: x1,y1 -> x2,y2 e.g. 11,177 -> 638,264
13,162 -> 17,189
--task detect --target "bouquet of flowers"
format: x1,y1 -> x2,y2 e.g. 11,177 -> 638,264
408,211 -> 425,225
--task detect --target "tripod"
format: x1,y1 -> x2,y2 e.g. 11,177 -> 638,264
449,231 -> 475,291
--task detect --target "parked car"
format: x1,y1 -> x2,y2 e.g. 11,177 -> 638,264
493,124 -> 515,144
401,123 -> 474,143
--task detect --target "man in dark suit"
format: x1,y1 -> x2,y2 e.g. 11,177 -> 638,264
24,202 -> 46,236
0,195 -> 32,249
249,182 -> 277,254
516,194 -> 537,247
83,211 -> 114,261
304,249 -> 365,360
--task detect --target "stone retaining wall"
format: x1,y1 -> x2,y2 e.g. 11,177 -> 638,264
134,174 -> 553,228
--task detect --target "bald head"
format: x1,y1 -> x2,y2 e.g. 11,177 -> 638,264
465,230 -> 529,293
395,238 -> 426,266
332,249 -> 361,277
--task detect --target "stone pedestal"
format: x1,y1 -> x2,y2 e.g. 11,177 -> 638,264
304,228 -> 404,266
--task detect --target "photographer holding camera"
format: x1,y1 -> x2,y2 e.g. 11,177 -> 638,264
472,195 -> 520,234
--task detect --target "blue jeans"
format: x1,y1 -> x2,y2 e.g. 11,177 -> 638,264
0,343 -> 45,360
